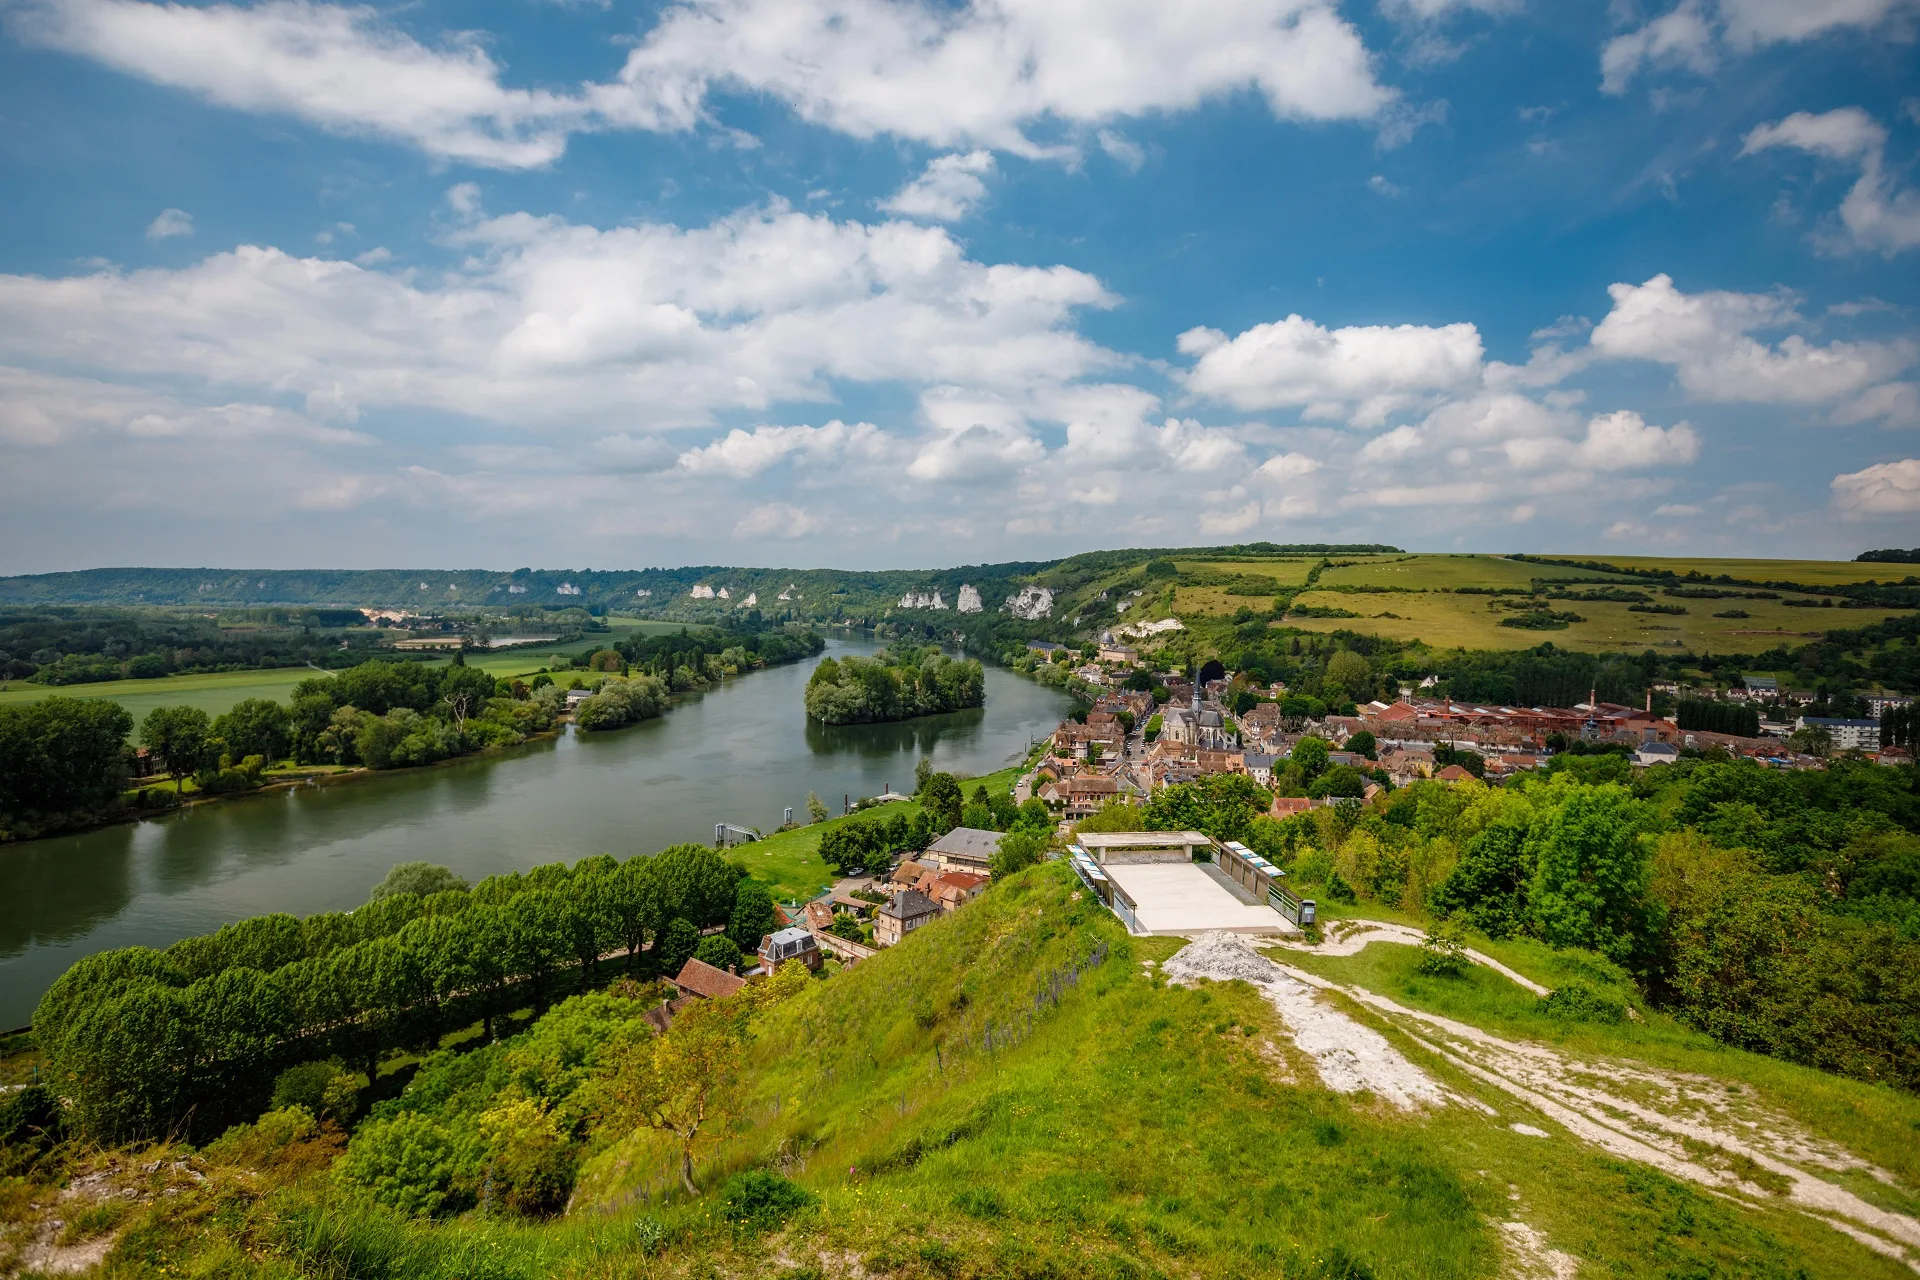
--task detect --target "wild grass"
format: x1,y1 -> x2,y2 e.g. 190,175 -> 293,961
48,863 -> 1920,1279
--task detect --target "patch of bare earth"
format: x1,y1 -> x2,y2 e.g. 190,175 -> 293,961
8,1156 -> 206,1279
1499,1221 -> 1580,1279
1283,956 -> 1920,1271
1163,930 -> 1920,1270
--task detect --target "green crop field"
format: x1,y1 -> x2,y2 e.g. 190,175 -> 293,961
1319,553 -> 1638,591
0,666 -> 318,723
1282,586 -> 1906,654
1173,557 -> 1323,585
1551,555 -> 1917,586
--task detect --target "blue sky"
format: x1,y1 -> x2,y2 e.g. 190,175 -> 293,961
1,0 -> 1917,572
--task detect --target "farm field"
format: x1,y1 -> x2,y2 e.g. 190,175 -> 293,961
1547,555 -> 1918,586
0,666 -> 316,722
1283,587 -> 1907,654
1318,553 -> 1640,590
1172,557 -> 1323,585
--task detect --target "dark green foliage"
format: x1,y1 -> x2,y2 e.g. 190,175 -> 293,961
658,919 -> 700,977
991,830 -> 1049,877
729,878 -> 777,951
819,811 -> 932,876
1143,774 -> 1273,843
0,1084 -> 64,1172
920,772 -> 964,832
0,695 -> 133,833
1431,816 -> 1531,938
211,697 -> 293,763
804,643 -> 984,725
693,934 -> 743,973
720,1170 -> 815,1231
370,862 -> 470,903
1538,981 -> 1628,1024
1676,699 -> 1761,737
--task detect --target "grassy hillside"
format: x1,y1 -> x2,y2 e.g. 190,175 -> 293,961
13,862 -> 1918,1279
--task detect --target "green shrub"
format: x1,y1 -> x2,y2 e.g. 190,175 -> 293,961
693,934 -> 744,973
338,1111 -> 480,1217
1414,927 -> 1468,978
720,1170 -> 815,1232
1537,980 -> 1628,1025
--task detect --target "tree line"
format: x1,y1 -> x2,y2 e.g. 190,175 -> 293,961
804,643 -> 985,725
34,843 -> 778,1145
1675,698 -> 1761,738
0,605 -> 386,685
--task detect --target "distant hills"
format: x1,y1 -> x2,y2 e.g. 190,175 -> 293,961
0,545 -> 1401,618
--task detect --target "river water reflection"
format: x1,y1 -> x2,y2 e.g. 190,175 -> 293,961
0,637 -> 1070,1026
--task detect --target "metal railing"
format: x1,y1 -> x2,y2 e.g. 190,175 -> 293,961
1268,884 -> 1317,928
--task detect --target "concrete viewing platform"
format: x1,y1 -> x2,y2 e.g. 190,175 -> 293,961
1102,861 -> 1297,936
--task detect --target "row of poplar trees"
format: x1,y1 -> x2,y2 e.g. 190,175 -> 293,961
34,844 -> 775,1144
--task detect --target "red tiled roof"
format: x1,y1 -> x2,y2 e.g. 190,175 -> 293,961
673,958 -> 748,1000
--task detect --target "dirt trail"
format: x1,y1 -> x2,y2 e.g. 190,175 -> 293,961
1163,933 -> 1467,1112
1271,918 -> 1551,997
1159,932 -> 1912,1274
1163,932 -> 1920,1272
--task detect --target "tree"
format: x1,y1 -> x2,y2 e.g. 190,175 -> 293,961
729,878 -> 776,951
1346,729 -> 1377,758
368,862 -> 469,903
921,772 -> 964,832
657,918 -> 700,976
991,829 -> 1048,877
212,698 -> 292,765
601,996 -> 750,1193
1528,782 -> 1656,965
1326,650 -> 1372,702
1789,723 -> 1834,757
694,934 -> 743,973
914,756 -> 934,795
806,791 -> 830,824
1291,735 -> 1330,779
1307,764 -> 1366,799
0,697 -> 133,822
141,705 -> 212,793
1431,812 -> 1533,938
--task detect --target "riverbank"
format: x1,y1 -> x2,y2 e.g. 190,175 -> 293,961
0,636 -> 1071,1027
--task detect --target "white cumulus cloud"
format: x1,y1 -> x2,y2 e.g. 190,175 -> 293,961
1742,108 -> 1920,256
732,501 -> 825,538
677,420 -> 889,476
1589,273 -> 1914,405
1179,313 -> 1484,424
1832,458 -> 1920,515
597,0 -> 1393,154
1602,0 -> 1918,95
882,151 -> 996,222
7,0 -> 591,167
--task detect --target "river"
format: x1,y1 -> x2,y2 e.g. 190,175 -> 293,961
0,637 -> 1070,1027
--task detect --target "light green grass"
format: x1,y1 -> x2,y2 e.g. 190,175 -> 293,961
1559,555 -> 1918,586
1174,557 -> 1323,586
1284,587 -> 1906,655
0,666 -> 318,723
738,766 -> 1021,903
1318,553 -> 1634,591
39,865 -> 1920,1279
